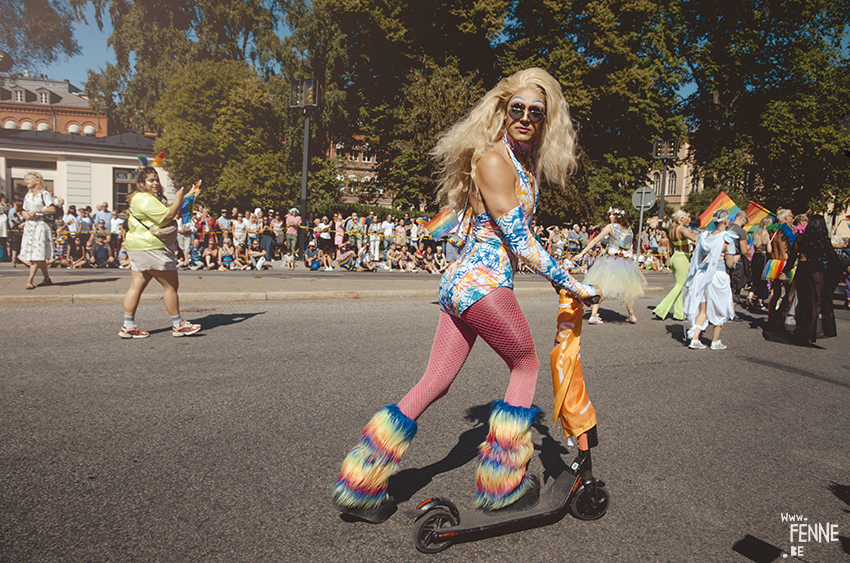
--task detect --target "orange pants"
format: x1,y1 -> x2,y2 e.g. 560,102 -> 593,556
550,290 -> 597,438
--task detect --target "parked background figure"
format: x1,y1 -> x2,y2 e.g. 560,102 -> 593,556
120,166 -> 201,339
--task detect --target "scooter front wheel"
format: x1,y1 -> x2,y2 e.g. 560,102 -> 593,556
569,483 -> 609,520
412,507 -> 458,553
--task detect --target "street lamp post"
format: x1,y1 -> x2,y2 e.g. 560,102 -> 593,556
652,138 -> 679,228
290,78 -> 319,254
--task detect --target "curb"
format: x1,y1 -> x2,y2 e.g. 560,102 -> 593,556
0,285 -> 664,305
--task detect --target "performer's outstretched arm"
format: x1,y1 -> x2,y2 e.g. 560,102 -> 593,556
494,205 -> 596,300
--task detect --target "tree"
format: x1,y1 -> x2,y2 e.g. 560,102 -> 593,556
314,0 -> 506,204
680,0 -> 850,212
0,0 -> 79,70
72,0 -> 283,133
155,60 -> 293,211
501,0 -> 688,225
384,59 -> 486,209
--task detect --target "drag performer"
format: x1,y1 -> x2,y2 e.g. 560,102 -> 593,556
682,209 -> 737,349
652,210 -> 699,320
573,207 -> 646,324
332,68 -> 600,522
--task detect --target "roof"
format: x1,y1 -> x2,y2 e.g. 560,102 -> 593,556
0,74 -> 90,110
0,129 -> 154,155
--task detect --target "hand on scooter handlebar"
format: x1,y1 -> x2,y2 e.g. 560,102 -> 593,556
582,286 -> 602,307
551,283 -> 603,306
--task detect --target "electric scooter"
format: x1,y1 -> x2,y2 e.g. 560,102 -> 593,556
410,426 -> 608,553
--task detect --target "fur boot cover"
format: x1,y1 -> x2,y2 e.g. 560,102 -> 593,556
333,404 -> 417,509
474,400 -> 540,509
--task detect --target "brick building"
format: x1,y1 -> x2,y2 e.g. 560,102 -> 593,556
0,73 -> 108,137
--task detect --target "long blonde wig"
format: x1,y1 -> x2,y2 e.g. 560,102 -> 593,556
432,68 -> 578,214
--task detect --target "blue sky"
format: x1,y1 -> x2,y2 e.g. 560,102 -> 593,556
40,4 -> 114,88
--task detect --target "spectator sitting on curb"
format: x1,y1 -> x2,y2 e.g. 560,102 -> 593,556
233,243 -> 249,270
248,238 -> 267,270
89,234 -> 116,268
304,240 -> 320,270
358,245 -> 376,271
117,243 -> 130,269
282,248 -> 295,269
434,246 -> 448,273
203,238 -> 222,270
422,245 -> 438,273
188,238 -> 205,270
337,240 -> 358,271
386,242 -> 402,270
221,238 -> 235,270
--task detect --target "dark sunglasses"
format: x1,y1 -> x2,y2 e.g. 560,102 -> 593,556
508,102 -> 545,124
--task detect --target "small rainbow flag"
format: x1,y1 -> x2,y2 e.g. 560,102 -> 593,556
743,202 -> 773,234
699,191 -> 741,229
762,259 -> 786,281
337,251 -> 356,269
180,180 -> 200,225
358,217 -> 367,226
424,208 -> 458,241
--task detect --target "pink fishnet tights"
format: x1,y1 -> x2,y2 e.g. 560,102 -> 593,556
398,287 -> 540,421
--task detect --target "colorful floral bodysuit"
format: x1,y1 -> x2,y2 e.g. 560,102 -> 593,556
439,136 -> 595,318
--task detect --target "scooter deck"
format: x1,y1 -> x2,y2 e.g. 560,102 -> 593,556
433,465 -> 580,538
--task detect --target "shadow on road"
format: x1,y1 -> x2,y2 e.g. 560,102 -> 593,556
147,311 -> 265,335
389,402 -> 570,505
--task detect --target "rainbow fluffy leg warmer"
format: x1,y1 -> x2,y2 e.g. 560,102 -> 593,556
474,400 -> 540,509
332,404 -> 417,509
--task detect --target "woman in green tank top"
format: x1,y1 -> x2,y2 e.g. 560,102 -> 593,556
653,209 -> 699,320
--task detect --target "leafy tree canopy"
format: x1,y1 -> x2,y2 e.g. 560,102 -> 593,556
155,60 -> 293,211
1,0 -> 79,70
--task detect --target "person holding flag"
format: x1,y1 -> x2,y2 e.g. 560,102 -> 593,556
119,166 -> 201,339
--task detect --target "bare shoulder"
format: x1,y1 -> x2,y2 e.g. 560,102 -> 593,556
475,150 -> 516,195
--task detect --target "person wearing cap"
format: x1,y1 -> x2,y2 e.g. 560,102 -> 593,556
304,239 -> 319,269
285,208 -> 301,258
682,208 -> 738,350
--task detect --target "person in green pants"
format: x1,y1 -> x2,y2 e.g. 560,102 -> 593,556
653,209 -> 699,320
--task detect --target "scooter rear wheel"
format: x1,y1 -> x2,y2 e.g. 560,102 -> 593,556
569,483 -> 609,520
413,508 -> 458,553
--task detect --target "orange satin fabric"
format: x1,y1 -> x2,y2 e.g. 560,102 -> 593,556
550,290 -> 597,438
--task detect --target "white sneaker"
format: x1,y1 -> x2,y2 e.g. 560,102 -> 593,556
710,340 -> 727,350
689,339 -> 706,350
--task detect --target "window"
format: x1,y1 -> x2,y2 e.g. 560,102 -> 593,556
83,125 -> 96,136
652,172 -> 661,196
113,169 -> 139,212
4,120 -> 16,129
39,92 -> 49,104
37,122 -> 50,131
68,124 -> 80,134
14,90 -> 23,102
667,171 -> 677,196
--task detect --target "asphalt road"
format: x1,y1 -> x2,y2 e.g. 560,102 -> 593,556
1,293 -> 848,562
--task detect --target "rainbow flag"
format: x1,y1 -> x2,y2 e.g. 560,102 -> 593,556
416,217 -> 429,228
337,251 -> 356,269
699,191 -> 741,229
743,202 -> 773,234
180,180 -> 200,225
762,259 -> 786,281
424,208 -> 458,240
358,217 -> 367,226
